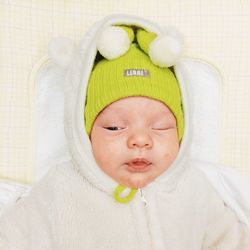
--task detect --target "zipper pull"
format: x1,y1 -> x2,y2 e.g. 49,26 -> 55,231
114,185 -> 137,204
139,188 -> 148,207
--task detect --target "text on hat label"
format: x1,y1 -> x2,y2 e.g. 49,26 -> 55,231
124,69 -> 150,77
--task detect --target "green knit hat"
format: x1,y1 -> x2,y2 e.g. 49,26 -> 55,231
84,25 -> 184,141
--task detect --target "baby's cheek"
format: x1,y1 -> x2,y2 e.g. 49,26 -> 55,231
162,150 -> 177,166
163,137 -> 179,157
91,142 -> 108,167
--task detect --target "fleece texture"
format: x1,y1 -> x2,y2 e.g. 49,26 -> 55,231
0,161 -> 250,250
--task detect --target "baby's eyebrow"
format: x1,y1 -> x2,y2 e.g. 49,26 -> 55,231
100,110 -> 126,121
153,110 -> 174,118
102,108 -> 126,116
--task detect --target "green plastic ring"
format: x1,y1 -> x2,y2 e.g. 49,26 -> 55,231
114,185 -> 137,204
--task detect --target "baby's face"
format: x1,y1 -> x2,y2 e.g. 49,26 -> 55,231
90,96 -> 180,188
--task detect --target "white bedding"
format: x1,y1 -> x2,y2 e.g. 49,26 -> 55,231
0,179 -> 30,215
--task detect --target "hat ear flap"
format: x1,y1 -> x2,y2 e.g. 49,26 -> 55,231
136,27 -> 184,68
96,25 -> 134,60
48,37 -> 76,68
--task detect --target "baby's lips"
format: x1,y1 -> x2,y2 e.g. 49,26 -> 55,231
129,158 -> 150,164
126,158 -> 152,170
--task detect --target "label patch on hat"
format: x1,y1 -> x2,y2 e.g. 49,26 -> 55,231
124,69 -> 150,77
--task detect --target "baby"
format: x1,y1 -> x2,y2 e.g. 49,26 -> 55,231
0,19 -> 250,250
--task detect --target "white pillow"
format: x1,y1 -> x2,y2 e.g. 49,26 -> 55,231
33,57 -> 221,179
0,179 -> 30,215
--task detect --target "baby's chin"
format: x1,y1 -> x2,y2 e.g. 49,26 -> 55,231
119,174 -> 154,189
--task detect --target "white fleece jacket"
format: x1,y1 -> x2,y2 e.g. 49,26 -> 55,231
0,160 -> 249,250
0,14 -> 250,250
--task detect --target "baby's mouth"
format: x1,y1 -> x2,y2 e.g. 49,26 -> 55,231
126,158 -> 152,172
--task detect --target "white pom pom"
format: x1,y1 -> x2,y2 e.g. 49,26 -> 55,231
48,37 -> 75,68
149,26 -> 184,67
96,26 -> 130,60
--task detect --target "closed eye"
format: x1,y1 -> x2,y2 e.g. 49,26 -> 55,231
152,128 -> 170,130
152,125 -> 176,130
104,126 -> 125,131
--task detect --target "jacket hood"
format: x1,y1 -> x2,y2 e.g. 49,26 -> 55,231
61,14 -> 196,196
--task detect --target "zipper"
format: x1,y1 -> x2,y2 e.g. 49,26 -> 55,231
133,188 -> 151,250
138,188 -> 148,207
138,188 -> 165,249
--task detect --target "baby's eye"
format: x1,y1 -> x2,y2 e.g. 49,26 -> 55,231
105,126 -> 125,131
151,121 -> 176,130
152,127 -> 169,130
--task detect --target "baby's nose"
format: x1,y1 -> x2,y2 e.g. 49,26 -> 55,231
127,131 -> 153,149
